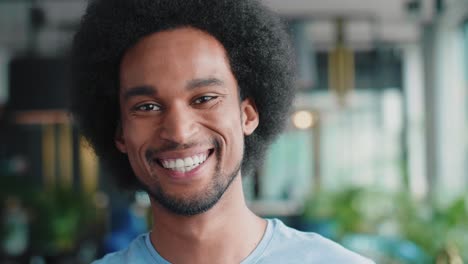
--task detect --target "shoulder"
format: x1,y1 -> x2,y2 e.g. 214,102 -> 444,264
92,233 -> 152,264
259,219 -> 374,264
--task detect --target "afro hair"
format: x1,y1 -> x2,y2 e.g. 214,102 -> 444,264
71,0 -> 296,189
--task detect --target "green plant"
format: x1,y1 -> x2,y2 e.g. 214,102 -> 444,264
28,187 -> 98,254
0,175 -> 99,256
301,188 -> 468,262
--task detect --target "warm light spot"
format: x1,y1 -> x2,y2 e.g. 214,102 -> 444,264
293,110 -> 315,129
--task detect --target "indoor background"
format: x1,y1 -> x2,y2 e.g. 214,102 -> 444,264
0,0 -> 467,263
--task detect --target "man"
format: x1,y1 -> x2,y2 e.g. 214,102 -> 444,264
72,0 -> 374,263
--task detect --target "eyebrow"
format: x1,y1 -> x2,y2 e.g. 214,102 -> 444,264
186,78 -> 225,90
122,77 -> 225,101
122,85 -> 156,101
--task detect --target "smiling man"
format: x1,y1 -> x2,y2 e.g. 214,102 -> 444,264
115,28 -> 259,220
72,0 -> 374,263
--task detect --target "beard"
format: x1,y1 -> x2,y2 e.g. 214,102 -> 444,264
136,139 -> 242,216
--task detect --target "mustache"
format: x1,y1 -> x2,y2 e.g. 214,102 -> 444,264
145,139 -> 219,162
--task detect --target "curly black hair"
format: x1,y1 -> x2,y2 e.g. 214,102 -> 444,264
71,0 -> 295,189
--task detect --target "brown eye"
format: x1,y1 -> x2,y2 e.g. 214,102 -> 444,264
193,95 -> 217,104
135,103 -> 161,111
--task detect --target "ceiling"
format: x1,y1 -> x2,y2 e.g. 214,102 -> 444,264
0,0 -> 436,55
265,0 -> 435,50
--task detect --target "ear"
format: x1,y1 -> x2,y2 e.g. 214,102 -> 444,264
115,121 -> 128,153
241,98 -> 259,136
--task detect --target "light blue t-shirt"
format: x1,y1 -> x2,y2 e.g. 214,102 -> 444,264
93,219 -> 374,263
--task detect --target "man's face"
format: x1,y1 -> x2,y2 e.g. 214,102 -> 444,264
116,27 -> 259,216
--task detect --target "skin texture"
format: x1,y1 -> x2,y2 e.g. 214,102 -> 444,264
116,27 -> 267,263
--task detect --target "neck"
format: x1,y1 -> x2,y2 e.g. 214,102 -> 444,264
149,176 -> 266,264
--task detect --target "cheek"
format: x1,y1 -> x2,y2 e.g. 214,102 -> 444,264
200,106 -> 244,156
201,103 -> 241,135
124,130 -> 143,152
124,118 -> 155,144
122,119 -> 155,165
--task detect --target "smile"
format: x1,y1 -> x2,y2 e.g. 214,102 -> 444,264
158,151 -> 212,173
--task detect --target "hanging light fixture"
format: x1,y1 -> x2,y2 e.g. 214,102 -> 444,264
292,110 -> 316,130
328,18 -> 354,106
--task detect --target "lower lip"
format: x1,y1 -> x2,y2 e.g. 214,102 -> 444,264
162,155 -> 211,180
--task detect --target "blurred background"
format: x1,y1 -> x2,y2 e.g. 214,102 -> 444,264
0,0 -> 468,263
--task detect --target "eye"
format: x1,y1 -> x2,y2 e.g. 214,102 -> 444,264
193,95 -> 218,105
134,103 -> 161,112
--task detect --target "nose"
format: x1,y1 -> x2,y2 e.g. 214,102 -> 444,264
158,103 -> 199,143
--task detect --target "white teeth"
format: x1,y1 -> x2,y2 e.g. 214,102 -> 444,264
175,159 -> 184,168
184,157 -> 194,167
175,167 -> 185,173
198,154 -> 205,164
160,152 -> 209,172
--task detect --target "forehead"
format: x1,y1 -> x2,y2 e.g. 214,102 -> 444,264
119,27 -> 235,90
